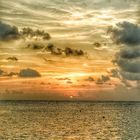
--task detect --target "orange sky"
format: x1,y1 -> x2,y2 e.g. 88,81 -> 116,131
0,0 -> 140,100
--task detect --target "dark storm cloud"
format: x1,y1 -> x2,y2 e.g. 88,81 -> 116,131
108,21 -> 140,45
109,21 -> 140,81
116,58 -> 140,73
121,71 -> 140,80
0,21 -> 19,40
18,68 -> 41,77
120,48 -> 140,59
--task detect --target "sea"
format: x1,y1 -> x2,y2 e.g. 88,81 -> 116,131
0,101 -> 140,140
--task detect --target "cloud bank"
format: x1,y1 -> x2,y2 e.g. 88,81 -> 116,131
109,21 -> 140,81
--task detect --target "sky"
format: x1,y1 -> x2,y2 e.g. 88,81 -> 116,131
0,0 -> 140,100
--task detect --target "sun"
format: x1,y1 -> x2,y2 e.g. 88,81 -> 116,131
70,95 -> 73,99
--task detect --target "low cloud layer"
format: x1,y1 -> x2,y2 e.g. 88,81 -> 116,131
109,21 -> 140,81
0,68 -> 41,78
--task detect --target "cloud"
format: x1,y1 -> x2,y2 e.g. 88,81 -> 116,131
0,69 -> 40,78
0,21 -> 19,40
85,76 -> 95,82
64,47 -> 84,56
0,21 -> 84,72
67,80 -> 73,84
0,21 -> 51,42
26,42 -> 85,57
18,68 -> 41,77
21,27 -> 51,40
7,56 -> 18,61
96,78 -> 104,84
93,42 -> 102,47
0,69 -> 4,76
120,48 -> 140,59
121,71 -> 140,81
110,69 -> 120,78
56,77 -> 71,80
109,21 -> 140,81
116,58 -> 140,73
101,75 -> 110,82
108,21 -> 140,45
96,75 -> 110,84
42,43 -> 85,57
27,43 -> 44,50
6,72 -> 18,77
0,69 -> 18,77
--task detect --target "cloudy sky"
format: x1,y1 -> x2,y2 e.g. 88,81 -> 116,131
0,0 -> 140,100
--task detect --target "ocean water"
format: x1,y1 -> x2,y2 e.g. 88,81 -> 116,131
0,101 -> 140,140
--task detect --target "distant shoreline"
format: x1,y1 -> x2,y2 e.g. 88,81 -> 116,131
0,100 -> 140,103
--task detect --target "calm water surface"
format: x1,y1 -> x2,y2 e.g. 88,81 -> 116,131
0,101 -> 140,140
